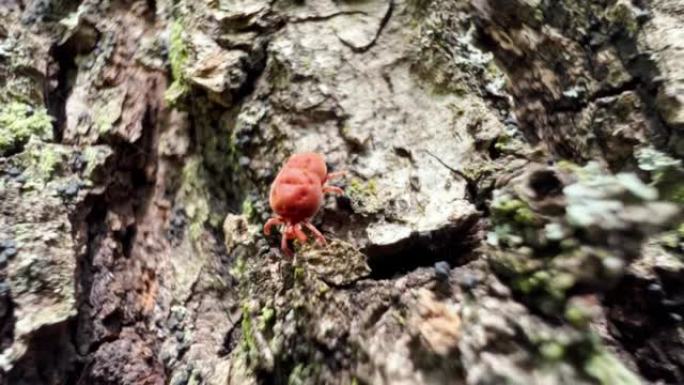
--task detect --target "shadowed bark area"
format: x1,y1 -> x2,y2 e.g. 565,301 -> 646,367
1,0 -> 683,385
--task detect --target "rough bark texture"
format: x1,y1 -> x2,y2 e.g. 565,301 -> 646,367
1,0 -> 683,384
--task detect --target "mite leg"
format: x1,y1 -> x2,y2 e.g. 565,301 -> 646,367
322,185 -> 344,195
323,171 -> 345,195
325,171 -> 346,182
264,216 -> 284,235
304,222 -> 327,246
293,224 -> 308,243
281,227 -> 294,257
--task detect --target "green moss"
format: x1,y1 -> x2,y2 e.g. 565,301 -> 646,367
0,102 -> 53,155
489,191 -> 581,314
604,1 -> 640,36
241,198 -> 256,221
514,206 -> 536,225
82,146 -> 113,178
38,148 -> 60,177
294,267 -> 306,282
530,326 -> 640,384
348,178 -> 377,198
656,222 -> 684,255
548,272 -> 575,299
287,363 -> 320,385
666,184 -> 684,204
659,231 -> 680,249
491,196 -> 539,226
493,133 -> 527,156
565,302 -> 593,328
92,88 -> 126,135
539,341 -> 565,361
492,197 -> 524,214
317,282 -> 329,295
636,146 -> 684,204
511,269 -> 574,305
653,168 -> 684,204
347,177 -> 381,212
241,304 -> 257,359
179,157 -> 210,242
461,162 -> 494,184
16,140 -> 71,188
169,20 -> 188,81
259,307 -> 275,332
493,249 -> 583,315
230,256 -> 247,279
584,350 -> 641,385
165,20 -> 190,104
556,160 -> 581,174
165,81 -> 189,105
513,270 -> 548,294
489,159 -> 680,320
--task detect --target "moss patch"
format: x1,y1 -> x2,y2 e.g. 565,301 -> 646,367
16,140 -> 71,188
488,162 -> 680,317
287,363 -> 320,385
165,20 -> 191,105
585,350 -> 641,385
636,146 -> 684,204
179,157 -> 211,242
0,102 -> 53,155
241,304 -> 258,362
347,177 -> 382,213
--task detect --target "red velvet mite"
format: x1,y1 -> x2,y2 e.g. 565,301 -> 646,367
263,152 -> 344,256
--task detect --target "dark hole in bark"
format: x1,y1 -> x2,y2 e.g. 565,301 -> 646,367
6,323 -> 77,385
365,215 -> 481,280
145,0 -> 157,20
121,226 -> 137,259
528,169 -> 563,199
604,273 -> 684,383
0,296 -> 15,352
47,43 -> 79,143
218,324 -> 239,357
102,308 -> 123,336
487,138 -> 502,160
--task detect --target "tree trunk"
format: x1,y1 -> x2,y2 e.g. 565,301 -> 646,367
1,0 -> 683,384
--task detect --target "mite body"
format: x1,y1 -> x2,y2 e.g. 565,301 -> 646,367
264,153 -> 344,256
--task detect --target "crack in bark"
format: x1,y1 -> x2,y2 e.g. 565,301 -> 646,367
423,149 -> 482,204
366,213 -> 482,280
549,79 -> 641,114
288,10 -> 369,24
339,0 -> 394,53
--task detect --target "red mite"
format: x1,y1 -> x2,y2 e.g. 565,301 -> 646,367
264,153 -> 344,256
